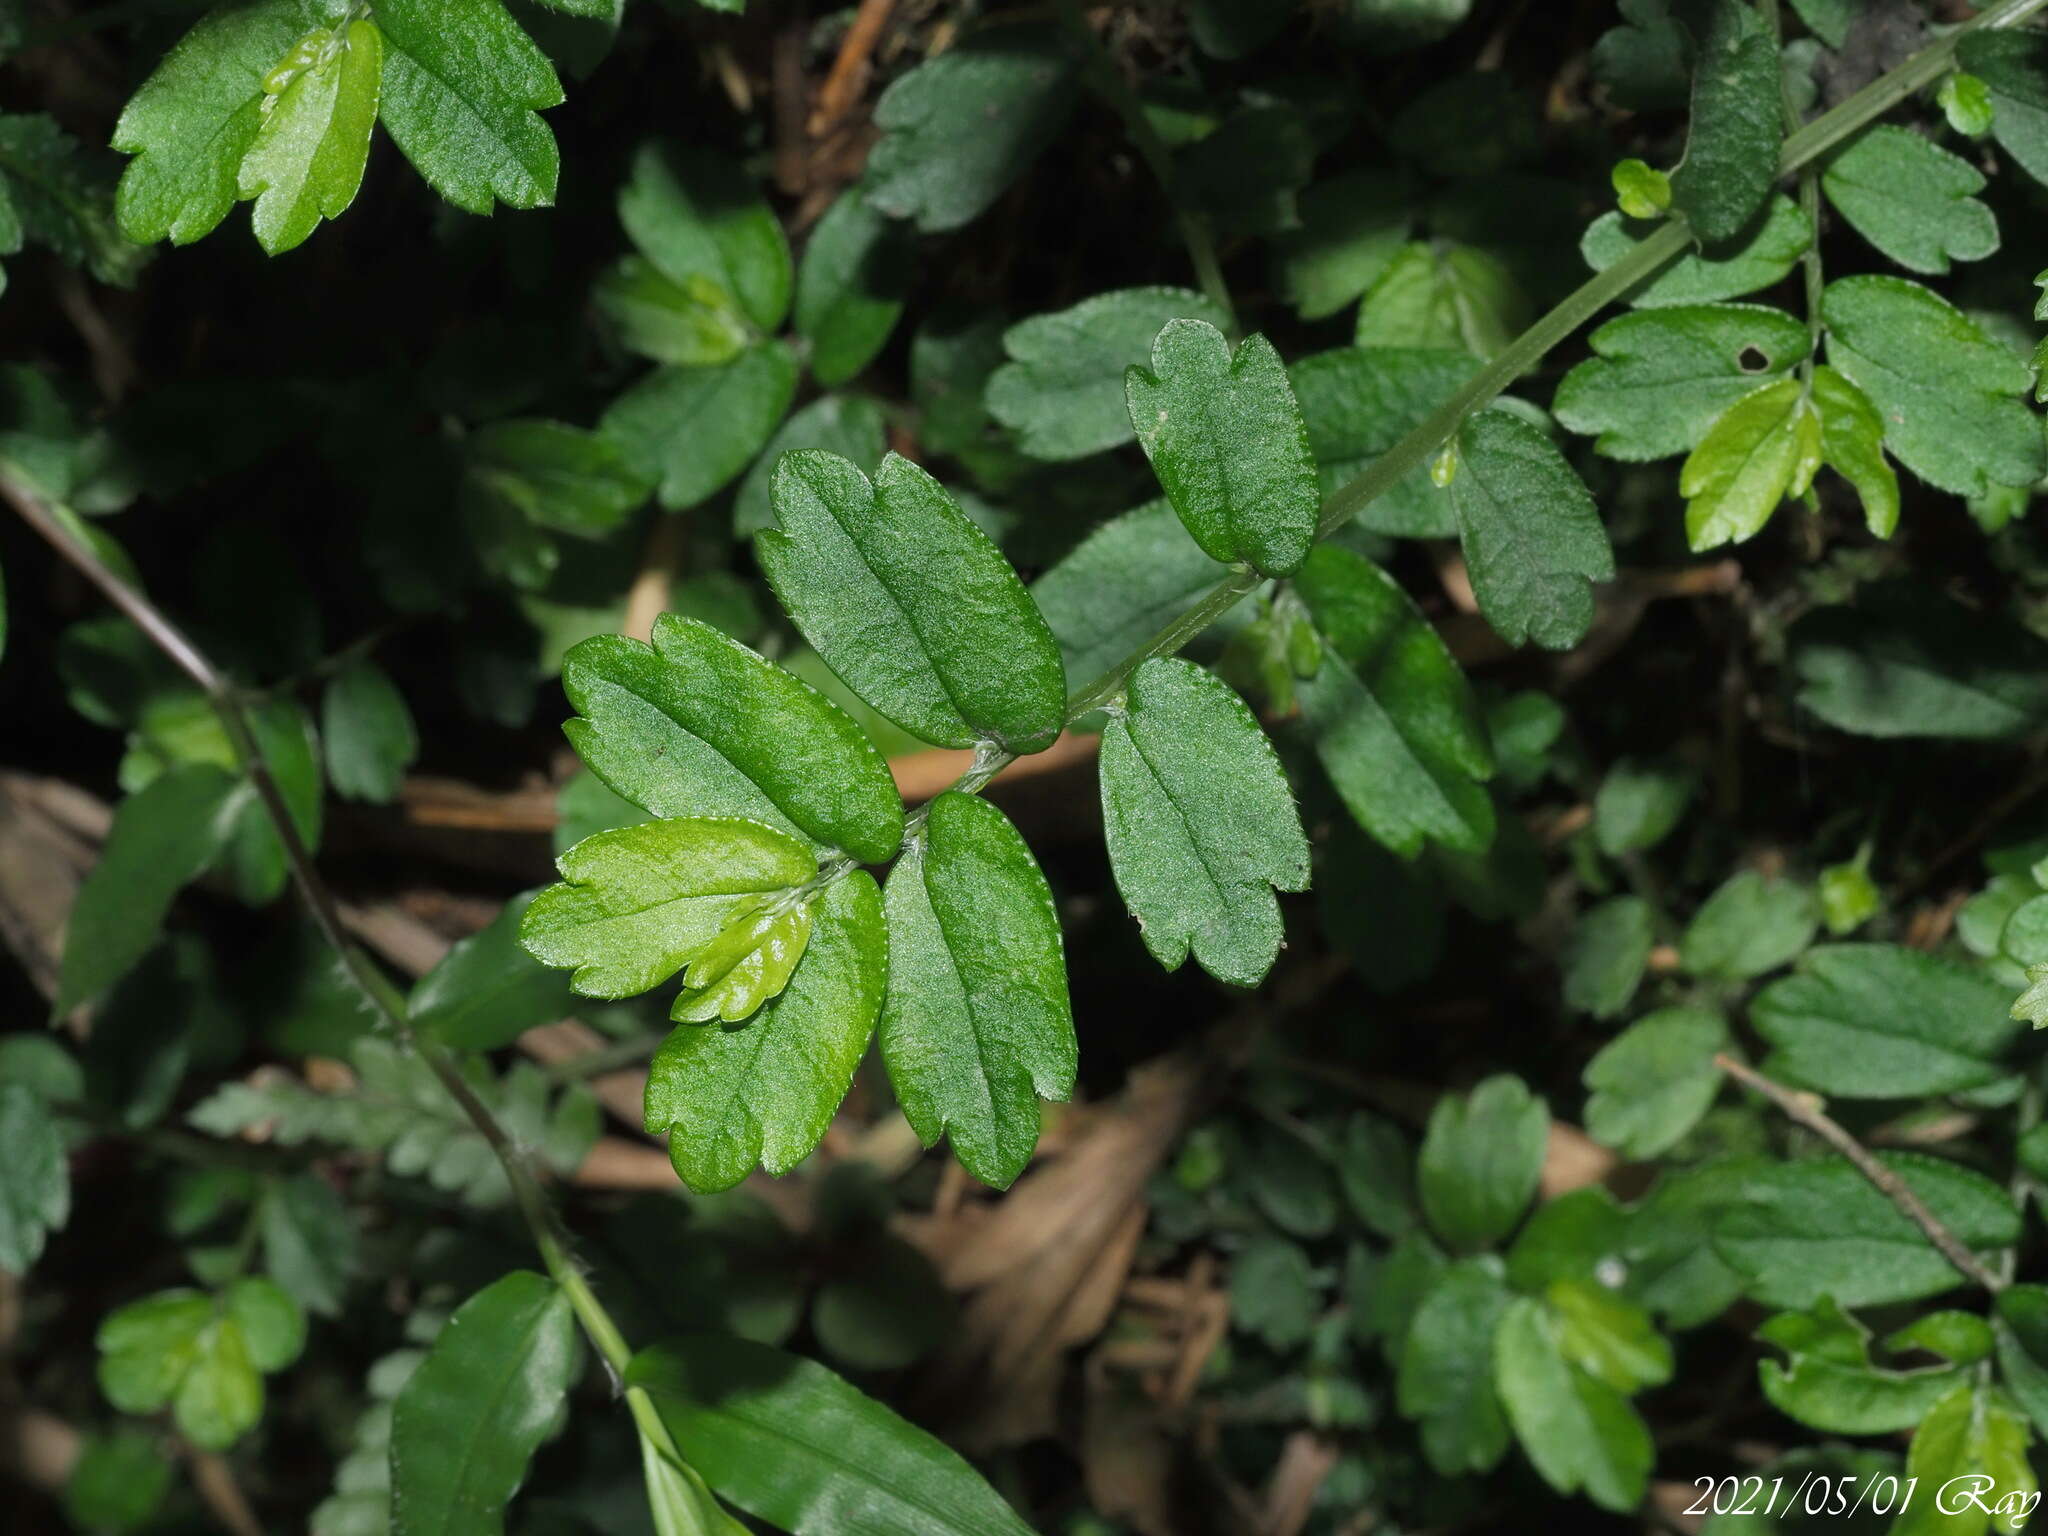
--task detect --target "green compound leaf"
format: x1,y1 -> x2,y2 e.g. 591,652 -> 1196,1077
1295,545 -> 1494,859
1418,1073 -> 1548,1252
1582,1006 -> 1727,1160
1124,319 -> 1318,576
879,791 -> 1076,1190
758,450 -> 1067,753
1679,376 -> 1819,552
389,1271 -> 581,1536
1030,498 -> 1232,688
1554,302 -> 1810,461
558,612 -> 903,863
236,17 -> 381,255
1396,1259 -> 1512,1476
628,1333 -> 1037,1536
1581,193 -> 1810,308
55,763 -> 239,1016
111,0 -> 327,245
601,342 -> 798,511
1758,1297 -> 1970,1436
0,1081 -> 68,1274
646,870 -> 887,1193
1810,362 -> 1899,538
1894,1384 -> 2037,1536
1493,1295 -> 1653,1514
794,187 -> 914,387
1289,345 -> 1473,537
97,1279 -> 305,1452
619,140 -> 791,337
1442,407 -> 1614,650
321,658 -> 419,805
521,817 -> 815,1001
1713,1153 -> 2020,1309
1821,123 -> 1998,277
1751,944 -> 2022,1099
374,0 -> 562,215
863,22 -> 1079,234
1354,241 -> 1529,359
1668,0 -> 1781,243
987,287 -> 1230,461
1098,658 -> 1309,987
1821,275 -> 2045,499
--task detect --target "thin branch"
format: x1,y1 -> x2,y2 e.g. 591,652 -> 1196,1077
1714,1054 -> 2005,1294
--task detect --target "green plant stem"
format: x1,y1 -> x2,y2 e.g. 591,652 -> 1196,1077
0,469 -> 644,1386
1059,0 -> 1236,333
1763,0 -> 1825,380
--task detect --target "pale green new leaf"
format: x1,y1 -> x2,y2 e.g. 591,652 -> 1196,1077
794,187 -> 914,386
1493,1297 -> 1653,1514
986,287 -> 1230,460
1892,1385 -> 2037,1536
1099,658 -> 1309,986
1553,303 -> 1810,460
55,763 -> 239,1016
1418,1074 -> 1548,1252
758,451 -> 1067,752
1296,545 -> 1495,858
1354,241 -> 1528,359
374,0 -> 562,214
1752,944 -> 2021,1099
1396,1260 -> 1512,1476
629,1333 -> 1037,1536
389,1272 -> 581,1536
1668,0 -> 1781,243
1582,1007 -> 1727,1160
619,140 -> 791,335
1821,124 -> 1998,276
595,255 -> 752,368
111,0 -> 324,245
646,871 -> 887,1192
1810,363 -> 1898,538
864,23 -> 1079,234
880,791 -> 1076,1189
1581,194 -> 1810,308
1822,275 -> 2044,498
321,658 -> 418,804
0,1082 -> 68,1274
601,343 -> 797,511
1125,320 -> 1318,576
520,817 -> 815,1000
97,1279 -> 304,1451
1679,376 -> 1820,551
1758,1298 -> 1969,1435
1546,1277 -> 1671,1394
558,612 -> 904,863
1443,407 -> 1614,650
236,18 -> 382,255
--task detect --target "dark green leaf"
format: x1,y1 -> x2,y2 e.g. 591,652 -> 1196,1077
1272,171 -> 1412,320
619,140 -> 791,335
1493,1295 -> 1653,1513
1125,319 -> 1318,576
390,1271 -> 581,1536
602,343 -> 798,511
1337,1111 -> 1418,1238
1031,499 -> 1230,689
1289,345 -> 1473,537
465,420 -> 649,538
647,871 -> 887,1192
1443,407 -> 1614,649
1822,124 -> 1997,276
1679,870 -> 1817,980
0,1081 -> 68,1274
758,451 -> 1067,752
629,1333 -> 1036,1535
559,612 -> 904,864
1231,1232 -> 1323,1350
1581,194 -> 1810,307
260,1172 -> 357,1319
1669,0 -> 1781,242
733,393 -> 887,539
63,1429 -> 174,1536
321,658 -> 419,805
1957,31 -> 2048,191
795,188 -> 914,386
1994,1284 -> 2048,1437
1582,1007 -> 1727,1160
1397,1259 -> 1512,1475
1354,241 -> 1528,358
1560,895 -> 1655,1020
880,791 -> 1074,1189
413,889 -> 576,1049
1418,1073 -> 1548,1252
1758,1297 -> 1969,1435
1099,658 -> 1309,986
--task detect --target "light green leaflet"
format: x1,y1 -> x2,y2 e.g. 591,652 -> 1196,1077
558,613 -> 904,864
373,0 -> 562,215
879,791 -> 1076,1189
236,18 -> 381,255
646,871 -> 887,1193
1821,275 -> 2045,498
1442,408 -> 1613,651
1758,1298 -> 1970,1435
1821,124 -> 1997,276
1493,1298 -> 1653,1514
1354,241 -> 1528,359
671,904 -> 812,1025
389,1272 -> 581,1536
1581,194 -> 1810,308
1679,376 -> 1819,552
463,419 -> 649,538
615,140 -> 791,340
1124,319 -> 1318,576
96,1279 -> 305,1452
985,286 -> 1230,460
758,450 -> 1067,753
1553,303 -> 1811,461
1896,1385 -> 2037,1536
1809,364 -> 1898,538
593,257 -> 753,367
1417,1073 -> 1547,1252
520,816 -> 814,1001
1295,544 -> 1495,858
1099,658 -> 1309,987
